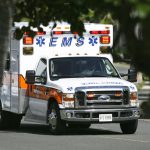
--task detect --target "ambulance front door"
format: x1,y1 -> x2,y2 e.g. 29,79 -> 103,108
26,58 -> 48,123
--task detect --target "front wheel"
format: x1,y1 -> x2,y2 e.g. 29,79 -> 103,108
120,120 -> 138,134
47,102 -> 66,135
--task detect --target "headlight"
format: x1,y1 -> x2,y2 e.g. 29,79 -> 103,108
63,93 -> 74,101
62,93 -> 74,108
130,92 -> 138,106
130,92 -> 138,100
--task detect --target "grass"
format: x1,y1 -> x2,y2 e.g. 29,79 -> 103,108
136,82 -> 144,91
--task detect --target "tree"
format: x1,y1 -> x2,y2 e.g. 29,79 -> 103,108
11,0 -> 150,76
0,0 -> 14,85
1,0 -> 150,85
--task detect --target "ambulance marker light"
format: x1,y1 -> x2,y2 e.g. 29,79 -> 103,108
100,36 -> 110,44
100,46 -> 110,53
23,47 -> 33,55
105,26 -> 110,29
23,37 -> 33,45
65,26 -> 70,30
57,27 -> 61,29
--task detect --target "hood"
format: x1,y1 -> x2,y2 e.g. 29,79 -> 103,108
48,77 -> 137,93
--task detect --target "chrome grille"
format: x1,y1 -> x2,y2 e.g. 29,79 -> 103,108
75,86 -> 130,108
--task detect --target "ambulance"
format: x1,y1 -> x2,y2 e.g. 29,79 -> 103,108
0,22 -> 139,134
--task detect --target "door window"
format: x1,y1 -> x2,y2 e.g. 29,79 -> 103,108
36,58 -> 47,83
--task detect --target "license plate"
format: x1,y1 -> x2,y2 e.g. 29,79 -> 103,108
99,114 -> 112,122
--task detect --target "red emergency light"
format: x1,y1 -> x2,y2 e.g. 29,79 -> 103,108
90,31 -> 99,34
53,31 -> 72,34
99,30 -> 110,34
100,36 -> 110,44
73,31 -> 78,35
36,31 -> 46,35
23,36 -> 33,45
24,32 -> 31,35
90,30 -> 110,35
24,31 -> 46,35
53,31 -> 63,35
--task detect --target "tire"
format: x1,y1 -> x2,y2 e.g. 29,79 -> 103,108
9,114 -> 22,129
120,120 -> 138,134
0,103 -> 9,129
47,102 -> 66,134
0,102 -> 22,129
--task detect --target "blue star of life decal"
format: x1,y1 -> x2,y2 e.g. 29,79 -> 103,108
36,36 -> 45,47
67,87 -> 73,91
89,36 -> 98,46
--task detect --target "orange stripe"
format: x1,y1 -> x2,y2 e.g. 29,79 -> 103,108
19,75 -> 28,89
27,85 -> 62,104
47,88 -> 62,104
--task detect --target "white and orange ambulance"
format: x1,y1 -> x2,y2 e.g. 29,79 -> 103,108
0,22 -> 139,134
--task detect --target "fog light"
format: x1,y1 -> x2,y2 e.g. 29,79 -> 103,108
130,100 -> 138,107
133,110 -> 140,117
66,112 -> 72,118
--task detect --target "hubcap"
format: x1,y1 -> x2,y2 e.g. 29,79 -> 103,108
48,109 -> 57,129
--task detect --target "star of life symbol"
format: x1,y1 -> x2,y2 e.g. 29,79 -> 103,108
67,87 -> 73,91
36,36 -> 45,47
88,36 -> 98,46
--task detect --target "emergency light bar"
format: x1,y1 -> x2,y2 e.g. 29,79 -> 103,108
52,30 -> 110,35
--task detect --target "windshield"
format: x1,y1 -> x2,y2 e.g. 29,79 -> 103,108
49,57 -> 119,80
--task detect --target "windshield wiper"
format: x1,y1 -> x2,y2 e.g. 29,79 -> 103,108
75,74 -> 108,77
106,74 -> 119,77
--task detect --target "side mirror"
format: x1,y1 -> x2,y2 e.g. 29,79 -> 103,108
26,70 -> 35,84
128,68 -> 137,82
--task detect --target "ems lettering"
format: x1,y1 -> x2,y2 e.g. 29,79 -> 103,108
61,37 -> 72,47
75,37 -> 84,47
49,37 -> 58,47
49,36 -> 86,47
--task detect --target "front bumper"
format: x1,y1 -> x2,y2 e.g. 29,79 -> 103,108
60,107 -> 140,123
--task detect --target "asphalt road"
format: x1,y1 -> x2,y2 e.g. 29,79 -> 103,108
0,119 -> 150,150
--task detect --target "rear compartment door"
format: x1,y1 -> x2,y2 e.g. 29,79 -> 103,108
10,50 -> 19,113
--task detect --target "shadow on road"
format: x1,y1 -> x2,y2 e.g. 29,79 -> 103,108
1,123 -> 122,136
